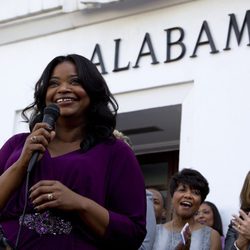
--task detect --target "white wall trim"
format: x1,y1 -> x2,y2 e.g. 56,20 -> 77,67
0,0 -> 196,46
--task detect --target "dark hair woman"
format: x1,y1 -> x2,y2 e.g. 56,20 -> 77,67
152,168 -> 221,250
0,54 -> 146,250
195,201 -> 224,248
195,201 -> 223,236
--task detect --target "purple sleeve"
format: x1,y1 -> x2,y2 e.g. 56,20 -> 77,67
103,141 -> 147,249
0,133 -> 28,175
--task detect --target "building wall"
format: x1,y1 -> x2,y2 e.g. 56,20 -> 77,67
0,0 -> 249,234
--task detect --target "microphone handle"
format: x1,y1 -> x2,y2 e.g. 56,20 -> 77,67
27,151 -> 40,173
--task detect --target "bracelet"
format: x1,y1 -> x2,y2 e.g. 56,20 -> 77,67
234,241 -> 240,250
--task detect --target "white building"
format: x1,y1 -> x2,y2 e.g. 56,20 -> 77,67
0,0 -> 249,234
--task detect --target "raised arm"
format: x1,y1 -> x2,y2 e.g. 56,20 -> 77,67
0,124 -> 54,210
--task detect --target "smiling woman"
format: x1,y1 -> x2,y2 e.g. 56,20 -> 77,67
195,201 -> 224,237
195,201 -> 224,249
152,168 -> 222,250
0,54 -> 146,250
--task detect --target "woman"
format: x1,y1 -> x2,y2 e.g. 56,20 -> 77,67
0,54 -> 146,249
152,168 -> 221,250
195,201 -> 224,247
224,171 -> 250,250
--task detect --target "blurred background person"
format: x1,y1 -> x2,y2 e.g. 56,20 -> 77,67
113,130 -> 157,250
224,171 -> 250,250
147,188 -> 166,224
195,201 -> 224,248
139,190 -> 157,250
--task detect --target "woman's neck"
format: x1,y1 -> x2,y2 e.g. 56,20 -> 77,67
54,119 -> 85,143
171,215 -> 196,231
47,122 -> 85,157
54,128 -> 83,143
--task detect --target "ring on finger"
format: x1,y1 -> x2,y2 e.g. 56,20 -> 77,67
238,224 -> 241,229
47,193 -> 54,201
30,136 -> 37,143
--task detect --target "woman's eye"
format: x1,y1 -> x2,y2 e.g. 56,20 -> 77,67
48,81 -> 59,87
71,78 -> 81,85
177,187 -> 185,192
192,190 -> 201,195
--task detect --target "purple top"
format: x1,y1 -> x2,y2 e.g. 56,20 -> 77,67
0,133 -> 146,250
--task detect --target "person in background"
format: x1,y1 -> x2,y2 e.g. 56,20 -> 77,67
139,190 -> 157,250
113,130 -> 157,250
224,171 -> 250,250
152,168 -> 222,250
147,188 -> 166,224
195,201 -> 224,248
0,54 -> 146,250
113,129 -> 133,148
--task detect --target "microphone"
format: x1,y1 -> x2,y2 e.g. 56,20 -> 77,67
27,104 -> 60,173
15,104 -> 60,249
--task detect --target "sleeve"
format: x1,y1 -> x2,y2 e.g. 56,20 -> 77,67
0,136 -> 17,175
224,222 -> 238,250
139,190 -> 156,250
0,133 -> 27,175
103,141 -> 147,250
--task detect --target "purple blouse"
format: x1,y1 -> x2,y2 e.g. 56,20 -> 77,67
0,133 -> 146,250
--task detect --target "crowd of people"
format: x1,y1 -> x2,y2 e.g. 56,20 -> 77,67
142,169 -> 250,250
0,53 -> 249,249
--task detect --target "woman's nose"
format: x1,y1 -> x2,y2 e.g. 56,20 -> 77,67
183,190 -> 192,198
57,83 -> 72,93
197,212 -> 204,218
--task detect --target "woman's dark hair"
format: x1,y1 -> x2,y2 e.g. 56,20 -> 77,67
169,168 -> 209,203
203,201 -> 224,236
21,54 -> 118,152
240,171 -> 250,212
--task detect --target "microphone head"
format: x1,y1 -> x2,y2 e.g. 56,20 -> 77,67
44,103 -> 60,117
43,104 -> 60,128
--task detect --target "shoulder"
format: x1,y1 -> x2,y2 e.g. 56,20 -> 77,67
195,225 -> 214,237
99,137 -> 135,156
211,227 -> 221,239
155,223 -> 170,237
210,227 -> 222,249
94,138 -> 140,174
163,221 -> 172,229
160,222 -> 171,232
192,225 -> 212,242
108,137 -> 133,150
0,133 -> 29,172
1,133 -> 29,150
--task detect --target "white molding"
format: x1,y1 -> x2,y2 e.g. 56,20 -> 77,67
0,0 -> 196,46
134,140 -> 179,155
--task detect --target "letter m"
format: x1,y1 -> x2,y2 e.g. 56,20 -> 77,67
224,10 -> 250,50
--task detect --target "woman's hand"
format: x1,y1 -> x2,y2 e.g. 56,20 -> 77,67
29,180 -> 82,212
29,180 -> 109,237
175,224 -> 191,250
232,210 -> 250,240
175,240 -> 191,250
232,209 -> 250,249
18,123 -> 55,167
